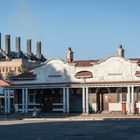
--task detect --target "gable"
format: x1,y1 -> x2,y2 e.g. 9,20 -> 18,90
34,58 -> 70,83
93,56 -> 137,81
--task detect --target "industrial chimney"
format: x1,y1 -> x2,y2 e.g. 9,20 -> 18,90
26,39 -> 31,55
16,37 -> 21,53
36,41 -> 41,59
0,33 -> 1,49
5,34 -> 11,55
66,47 -> 73,63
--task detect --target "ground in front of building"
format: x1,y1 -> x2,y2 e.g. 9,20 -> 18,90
0,119 -> 140,140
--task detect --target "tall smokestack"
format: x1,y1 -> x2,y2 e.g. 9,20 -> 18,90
26,39 -> 31,55
5,34 -> 10,55
0,33 -> 1,49
36,41 -> 41,59
16,37 -> 21,53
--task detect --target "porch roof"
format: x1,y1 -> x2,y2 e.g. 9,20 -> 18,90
10,72 -> 36,80
0,80 -> 10,87
9,80 -> 140,89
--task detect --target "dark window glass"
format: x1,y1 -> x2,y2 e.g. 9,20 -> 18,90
122,93 -> 127,102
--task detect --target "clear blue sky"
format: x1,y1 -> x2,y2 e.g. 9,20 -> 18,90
0,0 -> 140,60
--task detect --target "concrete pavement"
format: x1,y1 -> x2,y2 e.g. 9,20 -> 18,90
0,113 -> 140,122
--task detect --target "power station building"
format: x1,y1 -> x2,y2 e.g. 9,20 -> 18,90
5,45 -> 140,115
0,33 -> 46,79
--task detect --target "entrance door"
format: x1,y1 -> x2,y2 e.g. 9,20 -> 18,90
97,88 -> 109,112
43,92 -> 53,113
103,94 -> 109,111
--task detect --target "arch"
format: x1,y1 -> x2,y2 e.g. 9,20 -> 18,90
116,87 -> 127,103
135,87 -> 140,93
45,58 -> 65,65
102,56 -> 127,63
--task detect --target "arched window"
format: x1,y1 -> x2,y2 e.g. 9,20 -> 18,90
116,88 -> 127,103
136,88 -> 140,102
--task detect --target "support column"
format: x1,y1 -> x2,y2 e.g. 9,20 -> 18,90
4,89 -> 8,113
127,86 -> 131,114
22,88 -> 25,113
63,88 -> 66,113
25,88 -> 28,113
82,87 -> 86,114
7,90 -> 10,113
86,87 -> 89,114
131,86 -> 134,114
66,88 -> 69,113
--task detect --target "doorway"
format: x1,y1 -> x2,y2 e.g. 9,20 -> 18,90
97,88 -> 109,112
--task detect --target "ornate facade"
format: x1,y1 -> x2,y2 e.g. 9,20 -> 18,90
5,46 -> 140,114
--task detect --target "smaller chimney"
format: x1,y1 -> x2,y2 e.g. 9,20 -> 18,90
16,37 -> 21,53
116,45 -> 124,57
5,34 -> 11,55
26,39 -> 31,55
66,47 -> 73,63
36,41 -> 41,59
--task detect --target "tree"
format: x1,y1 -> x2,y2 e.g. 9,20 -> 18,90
6,70 -> 16,80
18,64 -> 28,74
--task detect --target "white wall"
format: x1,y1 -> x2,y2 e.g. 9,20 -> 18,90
12,56 -> 140,85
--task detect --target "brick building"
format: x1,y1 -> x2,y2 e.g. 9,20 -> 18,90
0,33 -> 46,79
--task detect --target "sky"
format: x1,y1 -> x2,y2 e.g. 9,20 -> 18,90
0,0 -> 140,60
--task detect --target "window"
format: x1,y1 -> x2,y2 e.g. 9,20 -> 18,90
117,93 -> 121,102
117,88 -> 127,103
122,93 -> 127,102
6,67 -> 8,72
137,92 -> 140,102
29,94 -> 36,103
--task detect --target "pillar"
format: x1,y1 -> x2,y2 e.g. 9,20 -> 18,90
131,86 -> 134,114
66,88 -> 69,113
82,87 -> 86,114
4,89 -> 8,113
22,88 -> 28,113
86,87 -> 89,114
7,90 -> 10,113
63,88 -> 66,113
25,88 -> 28,113
127,86 -> 131,114
22,88 -> 25,113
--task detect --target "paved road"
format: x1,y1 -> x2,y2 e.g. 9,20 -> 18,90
0,119 -> 140,140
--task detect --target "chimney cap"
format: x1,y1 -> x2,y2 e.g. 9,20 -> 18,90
67,47 -> 72,51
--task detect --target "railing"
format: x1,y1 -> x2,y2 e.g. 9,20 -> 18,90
15,103 -> 64,113
52,103 -> 64,112
15,103 -> 41,113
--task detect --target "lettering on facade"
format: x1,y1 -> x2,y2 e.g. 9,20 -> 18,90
48,75 -> 62,77
107,70 -> 122,76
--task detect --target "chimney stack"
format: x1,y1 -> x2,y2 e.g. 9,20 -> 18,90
116,45 -> 124,57
0,33 -> 1,49
5,34 -> 11,55
36,41 -> 41,59
66,47 -> 73,63
26,39 -> 31,55
16,37 -> 21,53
